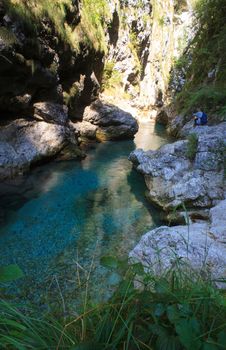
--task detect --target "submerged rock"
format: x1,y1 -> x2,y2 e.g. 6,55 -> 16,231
130,218 -> 226,286
0,119 -> 79,180
129,123 -> 225,213
83,99 -> 138,140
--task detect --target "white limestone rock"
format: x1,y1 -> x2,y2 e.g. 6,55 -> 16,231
210,199 -> 226,243
129,124 -> 225,211
0,119 -> 67,180
130,222 -> 226,286
83,99 -> 138,140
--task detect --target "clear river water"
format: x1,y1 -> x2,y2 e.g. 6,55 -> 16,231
0,122 -> 168,307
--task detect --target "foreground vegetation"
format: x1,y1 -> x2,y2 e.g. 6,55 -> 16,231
0,257 -> 226,349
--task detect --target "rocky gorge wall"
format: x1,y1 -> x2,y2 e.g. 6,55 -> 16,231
0,0 -> 194,122
0,0 -> 194,180
0,0 -> 104,120
105,0 -> 193,114
0,0 -> 139,180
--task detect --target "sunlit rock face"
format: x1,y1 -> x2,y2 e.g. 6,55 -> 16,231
107,0 -> 152,98
0,119 -> 81,180
129,123 -> 226,214
106,0 -> 193,108
130,220 -> 226,287
139,0 -> 194,108
80,99 -> 138,141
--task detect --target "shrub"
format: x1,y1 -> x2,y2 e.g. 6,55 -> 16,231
101,61 -> 123,91
186,133 -> 198,160
174,0 -> 226,115
177,86 -> 226,115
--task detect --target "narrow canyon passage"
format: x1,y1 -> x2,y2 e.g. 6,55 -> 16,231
0,121 -> 168,304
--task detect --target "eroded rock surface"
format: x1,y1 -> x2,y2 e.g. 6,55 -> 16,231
82,100 -> 138,141
130,220 -> 226,286
129,123 -> 225,212
210,199 -> 226,243
0,118 -> 80,180
33,102 -> 68,125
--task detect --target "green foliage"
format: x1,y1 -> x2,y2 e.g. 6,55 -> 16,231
4,0 -> 72,40
80,0 -> 111,53
0,258 -> 226,349
63,83 -> 80,109
173,55 -> 189,70
177,86 -> 226,117
0,264 -> 23,283
4,0 -> 110,53
186,133 -> 198,160
101,61 -> 123,91
158,16 -> 165,27
0,26 -> 18,46
175,0 -> 226,115
190,0 -> 226,85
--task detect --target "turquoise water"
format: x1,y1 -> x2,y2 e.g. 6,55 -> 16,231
0,122 -> 168,306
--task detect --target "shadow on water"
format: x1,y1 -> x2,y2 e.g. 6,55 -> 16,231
0,121 -> 169,305
126,170 -> 161,227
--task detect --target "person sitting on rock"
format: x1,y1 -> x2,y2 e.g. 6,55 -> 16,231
193,110 -> 208,126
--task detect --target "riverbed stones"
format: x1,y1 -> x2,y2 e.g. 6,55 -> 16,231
83,99 -> 138,140
0,119 -> 67,180
129,221 -> 226,286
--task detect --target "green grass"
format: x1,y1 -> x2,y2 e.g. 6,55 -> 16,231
80,0 -> 111,53
1,257 -> 226,349
176,86 -> 226,117
3,0 -> 110,53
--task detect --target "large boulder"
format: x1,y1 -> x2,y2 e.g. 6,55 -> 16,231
83,99 -> 138,140
179,121 -> 226,139
130,220 -> 226,286
0,119 -> 68,180
33,102 -> 68,125
129,123 -> 225,213
72,120 -> 98,140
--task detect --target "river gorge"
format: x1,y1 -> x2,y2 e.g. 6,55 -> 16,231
0,1 -> 226,348
0,121 -> 169,305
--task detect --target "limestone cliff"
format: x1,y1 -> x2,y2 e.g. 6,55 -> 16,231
104,0 -> 193,114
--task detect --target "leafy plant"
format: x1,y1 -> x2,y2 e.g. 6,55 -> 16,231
0,264 -> 23,283
177,86 -> 226,115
